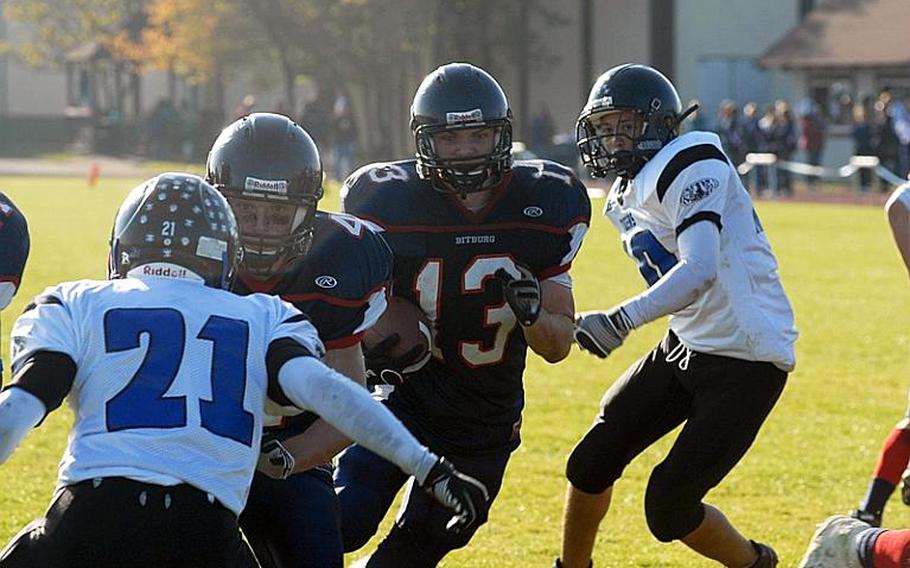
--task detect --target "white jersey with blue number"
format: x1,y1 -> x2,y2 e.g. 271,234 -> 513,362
603,131 -> 797,370
10,273 -> 325,515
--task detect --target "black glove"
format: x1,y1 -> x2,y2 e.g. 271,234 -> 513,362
363,333 -> 427,387
495,264 -> 541,326
420,457 -> 490,533
256,436 -> 295,480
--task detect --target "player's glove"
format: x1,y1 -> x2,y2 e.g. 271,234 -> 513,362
256,436 -> 295,480
495,264 -> 541,326
363,333 -> 428,387
574,307 -> 635,359
419,457 -> 490,534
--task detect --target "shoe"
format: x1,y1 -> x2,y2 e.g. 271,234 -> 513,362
553,560 -> 592,568
797,515 -> 869,568
750,541 -> 778,567
850,508 -> 881,527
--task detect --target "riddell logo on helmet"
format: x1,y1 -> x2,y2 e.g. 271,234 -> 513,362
446,109 -> 483,125
141,264 -> 188,279
244,177 -> 288,195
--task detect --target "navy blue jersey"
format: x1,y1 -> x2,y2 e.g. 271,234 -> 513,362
234,211 -> 392,349
233,210 -> 393,433
342,160 -> 590,452
0,192 -> 29,309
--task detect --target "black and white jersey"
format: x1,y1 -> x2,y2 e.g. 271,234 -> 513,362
603,131 -> 797,370
10,272 -> 324,515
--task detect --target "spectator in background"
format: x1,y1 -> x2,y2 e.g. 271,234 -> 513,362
798,98 -> 826,189
875,90 -> 900,192
773,100 -> 797,197
891,97 -> 910,179
530,104 -> 556,156
741,102 -> 765,193
299,93 -> 332,149
852,103 -> 875,192
716,99 -> 745,168
332,95 -> 358,182
232,94 -> 256,121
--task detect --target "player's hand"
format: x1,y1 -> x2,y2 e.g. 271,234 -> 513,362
256,436 -> 295,480
574,308 -> 633,359
419,457 -> 490,534
363,333 -> 426,387
495,264 -> 541,326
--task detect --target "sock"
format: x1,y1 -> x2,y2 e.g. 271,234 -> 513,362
859,478 -> 897,518
870,528 -> 910,568
858,527 -> 886,568
873,428 -> 910,484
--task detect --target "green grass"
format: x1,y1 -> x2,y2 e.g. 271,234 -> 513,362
0,175 -> 908,566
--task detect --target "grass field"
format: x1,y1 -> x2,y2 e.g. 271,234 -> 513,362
0,174 -> 908,566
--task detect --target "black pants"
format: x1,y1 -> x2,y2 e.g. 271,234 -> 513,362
566,331 -> 787,542
0,477 -> 258,568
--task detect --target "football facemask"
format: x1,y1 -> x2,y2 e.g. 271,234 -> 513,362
228,196 -> 314,277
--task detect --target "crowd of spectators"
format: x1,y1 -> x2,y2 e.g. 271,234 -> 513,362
708,89 -> 910,194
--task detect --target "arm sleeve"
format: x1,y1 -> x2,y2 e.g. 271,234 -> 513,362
276,356 -> 438,484
11,288 -> 81,375
620,220 -> 720,327
0,387 -> 46,464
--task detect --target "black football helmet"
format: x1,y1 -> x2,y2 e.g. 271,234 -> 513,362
206,112 -> 324,277
410,62 -> 513,196
109,173 -> 241,289
577,64 -> 692,179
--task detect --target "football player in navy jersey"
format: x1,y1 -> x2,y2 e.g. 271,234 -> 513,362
0,192 -> 29,382
336,62 -> 591,567
205,113 -> 395,568
555,64 -> 796,568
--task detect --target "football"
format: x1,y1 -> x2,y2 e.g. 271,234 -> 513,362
361,295 -> 432,371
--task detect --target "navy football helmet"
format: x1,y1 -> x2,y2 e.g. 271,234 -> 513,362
206,112 -> 324,277
109,173 -> 241,289
410,62 -> 513,196
577,64 -> 693,178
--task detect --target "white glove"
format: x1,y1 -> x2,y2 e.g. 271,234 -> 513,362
574,307 -> 634,359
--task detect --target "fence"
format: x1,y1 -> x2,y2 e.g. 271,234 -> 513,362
737,153 -> 906,193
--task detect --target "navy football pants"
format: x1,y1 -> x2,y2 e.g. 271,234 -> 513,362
240,466 -> 343,568
335,442 -> 510,567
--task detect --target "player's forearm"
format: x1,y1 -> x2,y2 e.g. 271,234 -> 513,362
0,387 -> 46,464
283,419 -> 352,474
277,356 -> 437,483
886,192 -> 910,279
524,310 -> 574,362
622,221 -> 719,328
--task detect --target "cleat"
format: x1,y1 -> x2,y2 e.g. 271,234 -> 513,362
850,508 -> 881,527
797,515 -> 869,568
750,541 -> 778,567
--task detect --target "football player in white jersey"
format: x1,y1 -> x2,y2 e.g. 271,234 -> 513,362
0,174 -> 488,568
850,183 -> 910,528
554,64 -> 797,568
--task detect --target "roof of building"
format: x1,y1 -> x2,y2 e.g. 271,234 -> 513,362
759,0 -> 910,69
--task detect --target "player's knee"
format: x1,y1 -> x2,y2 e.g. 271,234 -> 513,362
644,474 -> 704,543
565,426 -> 621,494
